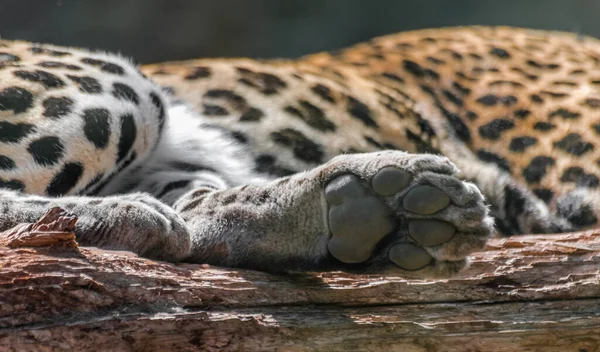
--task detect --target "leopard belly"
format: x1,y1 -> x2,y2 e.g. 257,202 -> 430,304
0,26 -> 598,274
145,26 -> 600,234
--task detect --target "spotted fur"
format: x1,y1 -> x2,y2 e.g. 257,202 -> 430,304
0,26 -> 598,274
146,26 -> 600,233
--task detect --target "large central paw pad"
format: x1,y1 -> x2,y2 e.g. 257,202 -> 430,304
323,155 -> 492,276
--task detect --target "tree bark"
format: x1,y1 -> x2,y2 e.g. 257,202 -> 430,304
0,209 -> 599,351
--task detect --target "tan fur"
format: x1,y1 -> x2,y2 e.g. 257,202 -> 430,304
6,26 -> 594,272
141,26 -> 600,220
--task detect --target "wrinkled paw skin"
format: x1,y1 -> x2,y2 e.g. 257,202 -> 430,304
323,153 -> 493,277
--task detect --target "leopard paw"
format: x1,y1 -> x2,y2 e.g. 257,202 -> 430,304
321,151 -> 492,276
64,193 -> 191,261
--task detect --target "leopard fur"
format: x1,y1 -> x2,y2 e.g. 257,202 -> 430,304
0,26 -> 596,275
146,26 -> 600,234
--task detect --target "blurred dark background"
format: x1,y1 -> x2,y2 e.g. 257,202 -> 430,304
1,0 -> 599,64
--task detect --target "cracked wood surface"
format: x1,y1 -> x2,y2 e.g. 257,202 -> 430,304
0,209 -> 599,351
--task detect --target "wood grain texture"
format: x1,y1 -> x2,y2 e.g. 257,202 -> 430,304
1,209 -> 599,351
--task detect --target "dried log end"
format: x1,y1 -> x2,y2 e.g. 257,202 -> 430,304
0,207 -> 79,249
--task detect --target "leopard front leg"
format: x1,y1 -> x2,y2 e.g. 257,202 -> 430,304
0,191 -> 191,261
176,151 -> 493,277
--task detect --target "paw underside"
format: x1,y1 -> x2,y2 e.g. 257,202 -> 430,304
322,154 -> 492,276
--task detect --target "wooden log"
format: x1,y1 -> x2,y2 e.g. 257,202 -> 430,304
0,209 -> 599,351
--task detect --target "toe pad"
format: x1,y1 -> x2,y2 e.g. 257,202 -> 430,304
409,219 -> 456,246
388,243 -> 433,271
403,185 -> 450,215
372,167 -> 412,196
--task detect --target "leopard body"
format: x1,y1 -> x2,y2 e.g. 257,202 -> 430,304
1,26 -> 596,275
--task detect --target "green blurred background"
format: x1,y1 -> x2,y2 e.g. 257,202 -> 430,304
1,0 -> 599,63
